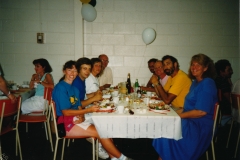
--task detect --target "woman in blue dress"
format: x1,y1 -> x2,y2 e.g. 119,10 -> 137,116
52,60 -> 133,160
152,53 -> 218,160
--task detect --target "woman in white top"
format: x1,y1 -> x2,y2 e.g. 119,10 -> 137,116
85,58 -> 102,95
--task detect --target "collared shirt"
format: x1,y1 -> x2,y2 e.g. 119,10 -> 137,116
98,67 -> 113,86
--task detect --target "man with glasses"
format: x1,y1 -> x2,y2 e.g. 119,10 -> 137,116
98,54 -> 113,90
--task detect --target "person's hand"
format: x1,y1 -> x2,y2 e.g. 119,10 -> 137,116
93,91 -> 102,101
150,75 -> 159,85
73,115 -> 85,124
8,93 -> 16,103
88,105 -> 100,113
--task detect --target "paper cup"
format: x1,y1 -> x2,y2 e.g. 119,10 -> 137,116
117,105 -> 124,114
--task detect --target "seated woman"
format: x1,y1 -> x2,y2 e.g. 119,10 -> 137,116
21,58 -> 54,114
52,60 -> 133,160
85,58 -> 102,95
152,54 -> 218,160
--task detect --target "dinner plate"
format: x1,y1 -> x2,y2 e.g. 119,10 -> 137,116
99,107 -> 113,111
150,109 -> 170,113
97,108 -> 115,112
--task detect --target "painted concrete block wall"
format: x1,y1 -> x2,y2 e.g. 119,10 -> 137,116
85,0 -> 239,86
0,0 -> 83,84
0,0 -> 239,87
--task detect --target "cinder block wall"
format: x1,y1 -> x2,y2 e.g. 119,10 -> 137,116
0,0 -> 239,86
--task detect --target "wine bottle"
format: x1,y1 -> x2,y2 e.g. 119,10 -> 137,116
134,79 -> 139,92
126,73 -> 131,94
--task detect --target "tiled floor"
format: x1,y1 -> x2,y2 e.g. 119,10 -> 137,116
1,122 -> 239,160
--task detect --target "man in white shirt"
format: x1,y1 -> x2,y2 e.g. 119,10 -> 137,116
98,54 -> 113,90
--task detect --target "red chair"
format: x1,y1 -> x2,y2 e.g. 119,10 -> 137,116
206,103 -> 219,160
226,93 -> 240,158
19,87 -> 53,151
25,87 -> 50,139
0,96 -> 22,160
51,101 -> 98,160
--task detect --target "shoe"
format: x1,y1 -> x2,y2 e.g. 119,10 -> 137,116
86,138 -> 93,144
97,146 -> 109,159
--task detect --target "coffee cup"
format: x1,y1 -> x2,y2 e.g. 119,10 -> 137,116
113,97 -> 119,104
143,97 -> 150,105
111,90 -> 118,97
146,91 -> 152,97
117,105 -> 124,114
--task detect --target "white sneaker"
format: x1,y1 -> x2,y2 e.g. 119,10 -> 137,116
97,146 -> 109,159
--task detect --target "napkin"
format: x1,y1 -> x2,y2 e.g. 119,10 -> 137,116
102,95 -> 111,99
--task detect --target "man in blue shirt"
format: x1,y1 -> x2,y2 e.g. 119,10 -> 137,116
72,57 -> 109,159
72,57 -> 102,108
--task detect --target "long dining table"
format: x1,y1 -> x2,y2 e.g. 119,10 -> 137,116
0,88 -> 35,102
91,107 -> 182,140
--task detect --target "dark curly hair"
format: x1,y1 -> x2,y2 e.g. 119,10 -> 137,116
33,58 -> 52,73
162,55 -> 179,68
59,60 -> 76,82
188,53 -> 216,80
215,59 -> 231,76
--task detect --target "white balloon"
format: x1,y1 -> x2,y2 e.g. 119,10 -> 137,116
81,4 -> 97,22
142,28 -> 156,45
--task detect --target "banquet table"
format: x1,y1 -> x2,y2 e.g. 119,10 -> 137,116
0,88 -> 35,102
91,107 -> 182,140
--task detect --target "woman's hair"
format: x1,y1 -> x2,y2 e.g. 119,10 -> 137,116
91,58 -> 102,77
59,60 -> 76,82
188,53 -> 216,79
215,59 -> 231,76
33,58 -> 52,73
90,58 -> 102,68
75,57 -> 92,73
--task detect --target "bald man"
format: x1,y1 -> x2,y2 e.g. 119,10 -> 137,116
98,54 -> 113,90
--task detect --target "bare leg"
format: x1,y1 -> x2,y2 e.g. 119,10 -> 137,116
67,125 -> 121,158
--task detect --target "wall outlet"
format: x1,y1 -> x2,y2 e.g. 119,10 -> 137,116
37,33 -> 44,44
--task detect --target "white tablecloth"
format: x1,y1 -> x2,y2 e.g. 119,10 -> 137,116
91,108 -> 182,140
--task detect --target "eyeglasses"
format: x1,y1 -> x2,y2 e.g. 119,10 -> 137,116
101,60 -> 109,63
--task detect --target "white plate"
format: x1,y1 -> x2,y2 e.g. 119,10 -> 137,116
150,109 -> 170,113
99,108 -> 113,111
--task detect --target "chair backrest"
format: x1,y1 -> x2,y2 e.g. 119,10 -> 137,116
44,87 -> 53,105
212,103 -> 219,139
0,96 -> 21,134
51,101 -> 60,138
231,93 -> 240,110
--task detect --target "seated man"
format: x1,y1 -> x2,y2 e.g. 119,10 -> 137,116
72,57 -> 109,159
98,54 -> 113,90
141,58 -> 157,92
150,55 -> 191,110
215,59 -> 233,125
